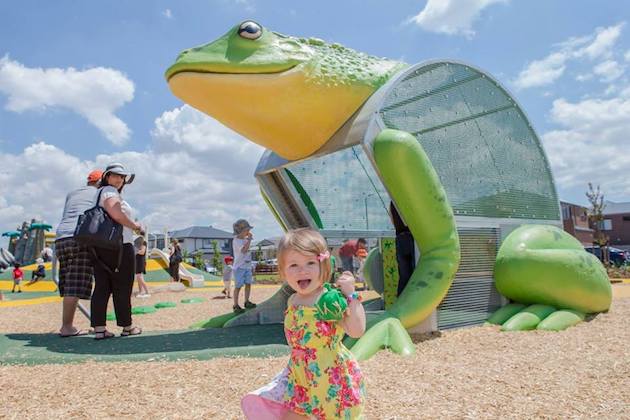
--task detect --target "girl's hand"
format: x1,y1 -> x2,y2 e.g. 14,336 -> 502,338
336,271 -> 356,296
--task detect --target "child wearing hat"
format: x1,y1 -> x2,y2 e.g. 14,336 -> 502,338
26,258 -> 46,286
232,219 -> 257,313
222,255 -> 234,298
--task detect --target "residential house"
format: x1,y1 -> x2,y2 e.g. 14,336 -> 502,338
601,201 -> 630,249
254,237 -> 282,261
560,201 -> 594,245
147,233 -> 166,250
169,226 -> 233,261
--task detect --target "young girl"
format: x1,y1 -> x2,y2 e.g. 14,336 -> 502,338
242,228 -> 366,419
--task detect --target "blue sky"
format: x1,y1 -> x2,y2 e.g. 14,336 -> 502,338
1,0 -> 629,246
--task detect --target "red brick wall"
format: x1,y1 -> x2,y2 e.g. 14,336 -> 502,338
604,213 -> 630,246
561,202 -> 593,245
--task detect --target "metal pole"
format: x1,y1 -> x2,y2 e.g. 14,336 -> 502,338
364,196 -> 369,230
364,193 -> 375,230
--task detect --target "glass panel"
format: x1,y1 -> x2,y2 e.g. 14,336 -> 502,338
284,145 -> 392,231
380,62 -> 560,220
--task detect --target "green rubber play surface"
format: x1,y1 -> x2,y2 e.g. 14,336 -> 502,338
0,324 -> 288,365
1,291 -> 58,301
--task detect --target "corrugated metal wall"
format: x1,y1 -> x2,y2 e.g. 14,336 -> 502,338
437,227 -> 503,329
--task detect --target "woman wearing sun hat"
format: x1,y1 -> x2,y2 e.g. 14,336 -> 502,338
90,163 -> 144,340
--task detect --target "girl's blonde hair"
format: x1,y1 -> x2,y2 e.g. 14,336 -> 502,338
277,228 -> 331,284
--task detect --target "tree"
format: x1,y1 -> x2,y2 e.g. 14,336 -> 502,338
212,240 -> 222,274
193,250 -> 204,270
256,243 -> 263,262
586,183 -> 609,265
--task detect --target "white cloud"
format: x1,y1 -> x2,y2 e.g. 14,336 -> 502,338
0,107 -> 282,246
408,0 -> 507,38
513,52 -> 568,90
593,60 -> 625,82
0,56 -> 134,145
0,142 -> 94,234
578,23 -> 625,61
513,22 -> 626,90
151,105 -> 264,182
575,73 -> 593,82
625,50 -> 630,62
162,9 -> 173,19
542,92 -> 630,199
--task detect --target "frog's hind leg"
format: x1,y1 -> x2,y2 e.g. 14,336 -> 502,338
347,128 -> 460,358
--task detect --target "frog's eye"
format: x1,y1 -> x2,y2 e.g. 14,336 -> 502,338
238,21 -> 262,40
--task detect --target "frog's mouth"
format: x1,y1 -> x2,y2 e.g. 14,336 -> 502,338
167,67 -> 375,161
165,62 -> 297,81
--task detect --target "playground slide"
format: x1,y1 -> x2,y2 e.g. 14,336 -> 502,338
149,248 -> 205,288
0,248 -> 15,268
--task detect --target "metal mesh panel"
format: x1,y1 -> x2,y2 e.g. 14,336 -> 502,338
437,227 -> 502,329
380,62 -> 560,220
260,172 -> 310,229
284,145 -> 391,231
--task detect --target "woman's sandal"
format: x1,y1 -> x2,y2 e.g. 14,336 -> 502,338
94,330 -> 115,340
120,326 -> 142,337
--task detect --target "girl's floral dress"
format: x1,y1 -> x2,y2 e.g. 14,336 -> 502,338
241,303 -> 366,420
283,304 -> 365,419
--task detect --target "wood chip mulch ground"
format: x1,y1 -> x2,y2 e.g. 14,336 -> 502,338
1,285 -> 629,419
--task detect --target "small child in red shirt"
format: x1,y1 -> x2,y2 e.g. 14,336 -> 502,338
12,263 -> 23,293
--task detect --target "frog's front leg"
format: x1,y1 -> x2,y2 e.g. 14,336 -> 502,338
347,129 -> 461,360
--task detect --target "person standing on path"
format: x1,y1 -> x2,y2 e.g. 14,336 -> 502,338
11,263 -> 23,293
222,255 -> 234,298
90,163 -> 144,339
55,169 -> 102,337
135,239 -> 150,297
168,238 -> 182,283
232,219 -> 257,313
338,238 -> 367,274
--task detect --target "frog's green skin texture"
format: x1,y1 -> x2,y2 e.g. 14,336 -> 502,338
166,21 -> 406,161
167,22 -> 612,360
166,27 -> 402,89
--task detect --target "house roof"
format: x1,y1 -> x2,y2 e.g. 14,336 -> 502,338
560,200 -> 588,209
603,201 -> 630,215
255,237 -> 282,247
170,226 -> 233,239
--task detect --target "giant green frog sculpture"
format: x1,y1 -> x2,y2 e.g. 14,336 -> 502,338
166,21 -> 612,360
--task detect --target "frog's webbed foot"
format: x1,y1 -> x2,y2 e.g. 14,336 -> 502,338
345,314 -> 415,361
487,303 -> 586,331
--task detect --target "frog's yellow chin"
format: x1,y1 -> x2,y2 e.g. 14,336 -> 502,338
168,69 -> 374,161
